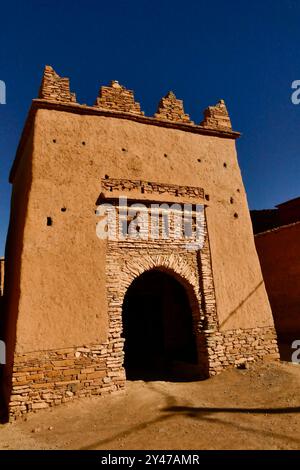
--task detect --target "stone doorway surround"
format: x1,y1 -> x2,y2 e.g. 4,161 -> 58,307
104,177 -> 218,380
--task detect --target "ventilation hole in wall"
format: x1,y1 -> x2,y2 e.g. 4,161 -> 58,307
61,207 -> 67,212
234,212 -> 239,219
82,141 -> 86,146
237,188 -> 240,193
47,217 -> 52,226
122,148 -> 127,152
141,187 -> 145,194
175,190 -> 179,196
205,194 -> 210,201
105,174 -> 109,179
223,162 -> 227,168
164,153 -> 168,158
52,139 -> 56,143
110,187 -> 113,192
136,225 -> 141,233
230,197 -> 234,204
197,158 -> 201,163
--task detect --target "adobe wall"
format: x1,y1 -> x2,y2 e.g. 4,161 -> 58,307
18,104 -> 272,350
9,107 -> 274,353
255,223 -> 300,338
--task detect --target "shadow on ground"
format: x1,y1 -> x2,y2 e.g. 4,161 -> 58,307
80,381 -> 300,450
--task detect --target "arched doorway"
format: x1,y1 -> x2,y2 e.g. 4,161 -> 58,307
122,269 -> 200,381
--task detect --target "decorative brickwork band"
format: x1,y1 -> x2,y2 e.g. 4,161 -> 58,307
94,81 -> 144,115
100,177 -> 205,200
154,91 -> 193,124
38,66 -> 76,103
200,100 -> 232,130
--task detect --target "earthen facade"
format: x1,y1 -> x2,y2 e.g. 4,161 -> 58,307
1,66 -> 279,420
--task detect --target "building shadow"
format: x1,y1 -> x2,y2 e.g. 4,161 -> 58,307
220,281 -> 264,329
163,404 -> 300,415
80,383 -> 300,450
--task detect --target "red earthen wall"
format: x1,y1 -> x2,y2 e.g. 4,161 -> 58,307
255,223 -> 300,338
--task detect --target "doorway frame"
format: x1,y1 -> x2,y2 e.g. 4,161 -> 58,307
106,240 -> 218,379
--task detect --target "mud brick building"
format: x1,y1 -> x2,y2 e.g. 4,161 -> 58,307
1,66 -> 279,420
252,197 -> 300,341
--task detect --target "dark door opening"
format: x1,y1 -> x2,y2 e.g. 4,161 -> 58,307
122,269 -> 199,381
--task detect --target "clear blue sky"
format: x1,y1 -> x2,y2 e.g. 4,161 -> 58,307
0,0 -> 300,256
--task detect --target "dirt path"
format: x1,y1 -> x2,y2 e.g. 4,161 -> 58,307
1,361 -> 300,450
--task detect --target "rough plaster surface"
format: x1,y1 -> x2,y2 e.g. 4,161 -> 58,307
5,106 -> 275,355
255,223 -> 300,336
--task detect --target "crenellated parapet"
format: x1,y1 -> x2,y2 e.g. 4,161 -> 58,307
200,99 -> 232,130
154,91 -> 193,124
38,66 -> 76,103
36,66 -> 237,133
94,80 -> 144,115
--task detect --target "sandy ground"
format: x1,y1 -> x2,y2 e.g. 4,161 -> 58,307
1,361 -> 300,450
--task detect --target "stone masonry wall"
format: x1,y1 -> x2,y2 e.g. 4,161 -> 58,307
200,100 -> 232,130
205,327 -> 279,375
9,325 -> 279,420
94,80 -> 144,115
154,91 -> 193,123
38,66 -> 76,103
9,342 -> 125,420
